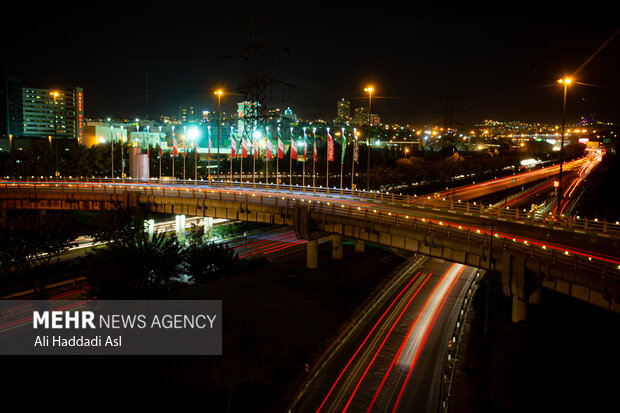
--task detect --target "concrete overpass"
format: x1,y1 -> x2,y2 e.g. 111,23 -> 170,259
2,178 -> 620,321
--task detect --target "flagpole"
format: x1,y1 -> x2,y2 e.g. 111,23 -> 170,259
277,127 -> 280,191
340,128 -> 345,195
302,127 -> 306,192
265,128 -> 269,190
351,127 -> 356,195
240,136 -> 243,189
158,125 -> 162,183
183,126 -> 186,185
290,127 -> 293,191
146,125 -> 150,181
326,128 -> 330,195
135,125 -> 139,183
110,124 -> 114,179
312,127 -> 316,193
207,126 -> 211,184
252,127 -> 256,189
230,127 -> 234,188
172,126 -> 175,180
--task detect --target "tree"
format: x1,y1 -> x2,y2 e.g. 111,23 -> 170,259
182,224 -> 239,283
0,212 -> 79,297
86,217 -> 183,299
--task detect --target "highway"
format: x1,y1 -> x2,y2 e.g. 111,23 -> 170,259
434,156 -> 590,201
292,257 -> 477,412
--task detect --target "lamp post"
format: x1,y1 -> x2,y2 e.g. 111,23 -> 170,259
557,78 -> 572,207
364,86 -> 373,191
50,91 -> 59,177
120,125 -> 125,182
109,119 -> 114,179
193,126 -> 198,185
183,126 -> 186,184
214,90 -> 223,180
158,125 -> 162,181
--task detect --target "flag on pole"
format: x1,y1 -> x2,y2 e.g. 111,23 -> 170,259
277,130 -> 284,159
254,137 -> 259,159
341,128 -> 347,163
327,128 -> 334,161
291,137 -> 297,160
241,136 -> 248,158
172,134 -> 179,157
353,130 -> 359,163
146,126 -> 150,158
303,130 -> 308,161
266,135 -> 274,159
314,140 -> 317,162
208,126 -> 212,157
158,126 -> 162,157
230,128 -> 237,158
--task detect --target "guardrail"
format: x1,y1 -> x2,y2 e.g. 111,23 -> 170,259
438,270 -> 480,413
4,179 -> 620,280
3,175 -> 619,240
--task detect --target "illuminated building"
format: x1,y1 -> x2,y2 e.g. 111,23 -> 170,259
334,98 -> 351,124
0,77 -> 84,149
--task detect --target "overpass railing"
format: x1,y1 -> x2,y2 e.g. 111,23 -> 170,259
2,175 -> 619,240
3,178 -> 620,280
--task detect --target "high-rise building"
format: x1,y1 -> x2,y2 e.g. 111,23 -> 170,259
1,77 -> 84,148
334,98 -> 351,124
178,105 -> 196,123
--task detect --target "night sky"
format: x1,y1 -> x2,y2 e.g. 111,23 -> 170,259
3,2 -> 619,128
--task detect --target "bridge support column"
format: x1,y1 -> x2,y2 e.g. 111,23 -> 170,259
204,217 -> 213,240
307,239 -> 318,269
175,215 -> 186,241
332,235 -> 343,260
529,286 -> 543,305
354,239 -> 365,253
502,251 -> 539,323
512,296 -> 528,323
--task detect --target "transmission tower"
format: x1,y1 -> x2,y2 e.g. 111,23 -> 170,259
236,16 -> 290,140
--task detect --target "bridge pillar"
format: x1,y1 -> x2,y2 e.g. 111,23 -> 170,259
512,296 -> 528,323
332,235 -> 343,260
204,217 -> 214,240
502,251 -> 538,323
354,239 -> 365,253
529,286 -> 543,305
175,215 -> 186,241
307,239 -> 318,269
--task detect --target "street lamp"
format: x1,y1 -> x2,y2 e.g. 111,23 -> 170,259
557,77 -> 572,206
50,91 -> 59,177
364,86 -> 373,191
214,89 -> 223,179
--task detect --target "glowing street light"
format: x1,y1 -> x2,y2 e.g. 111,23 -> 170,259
214,89 -> 224,179
50,91 -> 59,176
557,77 -> 572,206
364,86 -> 373,191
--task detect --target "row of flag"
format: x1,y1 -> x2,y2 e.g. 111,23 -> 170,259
136,125 -> 359,164
227,127 -> 358,163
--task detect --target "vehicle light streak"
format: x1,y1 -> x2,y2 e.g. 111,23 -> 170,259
315,271 -> 426,413
339,272 -> 433,412
366,264 -> 464,412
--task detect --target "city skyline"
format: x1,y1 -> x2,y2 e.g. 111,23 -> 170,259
2,3 -> 619,128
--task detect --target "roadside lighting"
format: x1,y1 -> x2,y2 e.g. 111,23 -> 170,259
364,86 -> 373,191
557,77 -> 572,206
